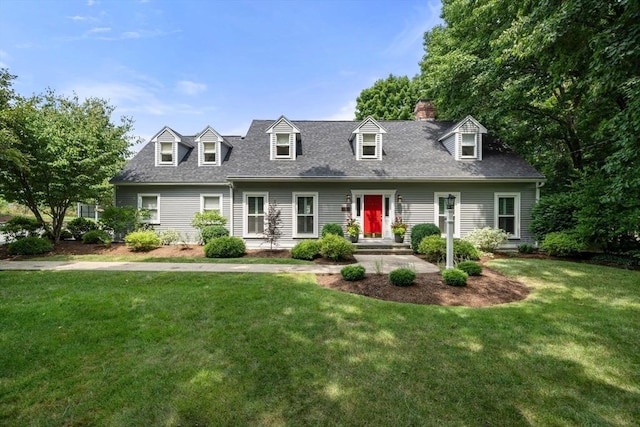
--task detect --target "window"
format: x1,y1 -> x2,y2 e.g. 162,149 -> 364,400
244,193 -> 267,236
461,134 -> 477,158
362,133 -> 377,158
201,194 -> 221,213
203,142 -> 216,164
495,193 -> 520,238
160,142 -> 173,163
434,192 -> 460,238
293,193 -> 318,237
276,133 -> 291,158
138,194 -> 160,223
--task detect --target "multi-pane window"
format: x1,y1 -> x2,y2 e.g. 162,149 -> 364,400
246,195 -> 266,235
276,133 -> 290,157
434,192 -> 460,237
160,142 -> 173,163
461,134 -> 477,158
294,194 -> 317,236
362,133 -> 377,157
139,194 -> 160,223
202,195 -> 221,213
203,142 -> 216,163
496,193 -> 520,238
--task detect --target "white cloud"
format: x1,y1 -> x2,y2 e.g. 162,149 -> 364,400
176,80 -> 207,96
88,27 -> 111,34
87,0 -> 96,6
322,100 -> 356,121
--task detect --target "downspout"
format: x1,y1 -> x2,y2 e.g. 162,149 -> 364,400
228,182 -> 234,237
536,181 -> 545,202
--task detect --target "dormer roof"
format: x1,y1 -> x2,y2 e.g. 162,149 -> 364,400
150,126 -> 194,148
349,116 -> 387,141
438,115 -> 487,141
265,116 -> 300,134
195,125 -> 233,148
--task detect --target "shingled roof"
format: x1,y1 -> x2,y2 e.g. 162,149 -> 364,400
111,119 -> 544,184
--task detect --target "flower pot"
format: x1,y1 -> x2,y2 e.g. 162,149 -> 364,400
394,234 -> 404,243
349,235 -> 359,243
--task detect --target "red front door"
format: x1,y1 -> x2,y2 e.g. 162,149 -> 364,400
364,195 -> 382,236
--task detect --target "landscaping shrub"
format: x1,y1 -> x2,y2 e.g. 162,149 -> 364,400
442,268 -> 468,286
99,206 -> 148,236
457,261 -> 482,276
204,236 -> 246,258
192,211 -> 227,230
159,229 -> 181,245
41,228 -> 73,242
321,223 -> 345,238
0,216 -> 41,241
67,217 -> 98,241
389,268 -> 416,286
530,193 -> 579,241
518,243 -> 536,254
341,265 -> 366,281
410,223 -> 441,252
200,225 -> 229,244
418,235 -> 480,263
124,230 -> 160,252
463,227 -> 509,252
82,229 -> 113,245
7,236 -> 53,256
540,231 -> 586,257
291,239 -> 321,260
319,234 -> 354,261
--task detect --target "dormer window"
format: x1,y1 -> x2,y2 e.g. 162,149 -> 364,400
275,133 -> 291,158
202,142 -> 216,163
351,116 -> 386,161
362,134 -> 377,158
196,125 -> 229,167
266,116 -> 300,160
461,134 -> 477,158
159,142 -> 173,164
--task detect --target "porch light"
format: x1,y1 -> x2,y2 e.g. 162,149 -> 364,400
445,194 -> 456,270
396,194 -> 403,203
446,193 -> 456,210
346,194 -> 352,204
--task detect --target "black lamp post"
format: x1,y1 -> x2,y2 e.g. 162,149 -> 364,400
445,193 -> 456,269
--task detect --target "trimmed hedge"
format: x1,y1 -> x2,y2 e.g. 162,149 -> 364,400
320,234 -> 355,261
124,230 -> 160,252
201,225 -> 230,244
540,231 -> 585,257
7,236 -> 53,256
204,236 -> 246,258
341,265 -> 366,281
82,229 -> 113,245
291,240 -> 321,260
67,217 -> 99,241
518,243 -> 536,254
389,268 -> 416,287
457,261 -> 482,276
410,223 -> 441,252
0,216 -> 41,241
443,268 -> 468,286
417,235 -> 481,263
321,223 -> 345,238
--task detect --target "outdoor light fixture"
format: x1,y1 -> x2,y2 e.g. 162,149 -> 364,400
446,193 -> 456,210
396,194 -> 403,203
346,194 -> 352,204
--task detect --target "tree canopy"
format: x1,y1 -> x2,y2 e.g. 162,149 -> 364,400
355,74 -> 421,120
0,71 -> 134,242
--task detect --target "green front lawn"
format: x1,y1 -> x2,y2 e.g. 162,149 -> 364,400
29,254 -> 313,264
1,260 -> 638,425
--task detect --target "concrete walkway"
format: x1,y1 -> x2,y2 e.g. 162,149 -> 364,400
0,254 -> 438,274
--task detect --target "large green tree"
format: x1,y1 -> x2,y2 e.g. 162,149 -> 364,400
0,85 -> 134,242
355,74 -> 421,120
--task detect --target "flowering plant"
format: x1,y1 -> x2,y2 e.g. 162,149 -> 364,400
391,216 -> 407,235
345,215 -> 360,237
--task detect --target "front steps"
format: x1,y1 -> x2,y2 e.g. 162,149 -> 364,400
353,240 -> 413,254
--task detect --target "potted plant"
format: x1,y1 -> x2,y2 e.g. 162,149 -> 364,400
391,216 -> 407,243
345,215 -> 360,243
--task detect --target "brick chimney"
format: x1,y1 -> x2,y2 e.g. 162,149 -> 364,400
414,99 -> 435,121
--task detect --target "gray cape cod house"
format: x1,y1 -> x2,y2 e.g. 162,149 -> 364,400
111,100 -> 545,248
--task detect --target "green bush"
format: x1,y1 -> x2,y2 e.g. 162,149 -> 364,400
457,261 -> 482,276
99,206 -> 148,236
463,227 -> 509,252
60,229 -> 73,240
321,223 -> 345,238
389,268 -> 416,286
518,243 -> 536,254
417,235 -> 481,263
320,234 -> 355,261
159,229 -> 181,245
341,265 -> 366,281
410,223 -> 441,252
124,230 -> 160,251
291,239 -> 321,260
204,236 -> 246,258
0,216 -> 41,241
540,231 -> 586,257
67,217 -> 99,241
442,268 -> 468,286
530,193 -> 579,241
201,225 -> 229,244
7,236 -> 53,256
82,229 -> 113,245
192,211 -> 227,230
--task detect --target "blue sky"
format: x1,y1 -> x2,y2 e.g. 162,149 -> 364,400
0,0 -> 442,151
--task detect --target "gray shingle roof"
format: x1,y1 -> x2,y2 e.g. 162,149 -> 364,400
111,119 -> 544,184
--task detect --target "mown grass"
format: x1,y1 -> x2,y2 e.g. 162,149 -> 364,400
28,254 -> 313,265
0,259 -> 638,425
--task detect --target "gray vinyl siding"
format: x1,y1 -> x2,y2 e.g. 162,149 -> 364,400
460,121 -> 479,133
359,121 -> 381,133
198,130 -> 220,166
442,134 -> 455,156
156,130 -> 176,166
177,144 -> 190,164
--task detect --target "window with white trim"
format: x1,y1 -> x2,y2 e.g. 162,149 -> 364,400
461,134 -> 477,158
362,133 -> 377,158
434,192 -> 460,238
275,133 -> 291,158
201,194 -> 222,213
159,142 -> 173,164
138,194 -> 160,224
244,193 -> 267,236
495,193 -> 520,238
202,142 -> 216,164
293,192 -> 318,237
